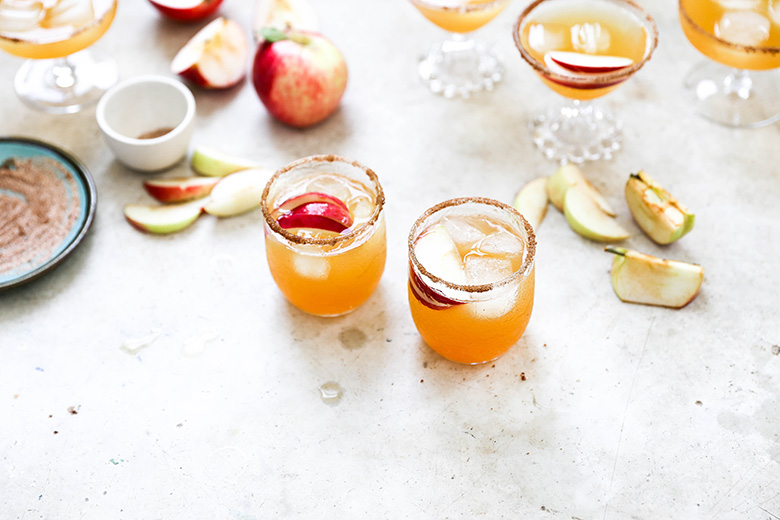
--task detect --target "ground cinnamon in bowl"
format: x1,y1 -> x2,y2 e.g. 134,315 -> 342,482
0,156 -> 82,276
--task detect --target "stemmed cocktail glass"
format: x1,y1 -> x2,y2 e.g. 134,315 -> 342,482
513,0 -> 658,163
0,0 -> 119,113
410,0 -> 512,98
679,0 -> 780,128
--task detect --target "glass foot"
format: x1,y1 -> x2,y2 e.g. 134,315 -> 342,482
15,48 -> 119,114
530,100 -> 621,164
417,35 -> 503,98
684,61 -> 780,128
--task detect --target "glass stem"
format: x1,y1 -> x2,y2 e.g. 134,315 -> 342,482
50,57 -> 77,90
724,68 -> 753,100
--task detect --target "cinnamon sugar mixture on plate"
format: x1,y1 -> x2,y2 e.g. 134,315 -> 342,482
0,157 -> 81,276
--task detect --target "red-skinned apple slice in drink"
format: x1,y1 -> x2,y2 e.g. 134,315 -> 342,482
147,0 -> 224,22
272,191 -> 349,218
276,201 -> 353,232
542,53 -> 627,90
171,17 -> 248,89
548,51 -> 633,73
143,176 -> 219,203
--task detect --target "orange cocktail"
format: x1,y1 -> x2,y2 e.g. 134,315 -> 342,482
408,198 -> 536,364
261,155 -> 386,317
410,0 -> 510,33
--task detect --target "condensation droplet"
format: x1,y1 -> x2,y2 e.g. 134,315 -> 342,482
319,381 -> 343,406
121,329 -> 162,354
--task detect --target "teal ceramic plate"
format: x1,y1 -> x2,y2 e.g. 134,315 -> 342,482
0,137 -> 97,291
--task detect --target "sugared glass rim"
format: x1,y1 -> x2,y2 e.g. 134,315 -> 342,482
408,197 -> 537,294
261,154 -> 385,247
678,0 -> 780,56
513,0 -> 659,87
410,0 -> 511,13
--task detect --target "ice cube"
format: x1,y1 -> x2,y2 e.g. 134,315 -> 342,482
716,0 -> 760,9
570,22 -> 610,54
441,215 -> 486,257
473,228 -> 524,259
305,174 -> 351,203
414,224 -> 467,284
464,254 -> 513,285
467,285 -> 518,320
293,251 -> 330,280
0,1 -> 43,32
40,0 -> 94,29
527,23 -> 567,54
767,1 -> 780,25
715,11 -> 770,46
350,195 -> 374,220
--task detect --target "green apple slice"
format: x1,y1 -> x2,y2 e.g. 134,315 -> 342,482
605,246 -> 704,308
512,177 -> 548,231
625,171 -> 695,245
203,168 -> 271,217
547,163 -> 615,216
191,146 -> 261,177
124,199 -> 205,234
564,184 -> 630,242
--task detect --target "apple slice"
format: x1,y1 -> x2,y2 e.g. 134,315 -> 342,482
171,17 -> 248,90
276,201 -> 353,232
190,146 -> 261,177
548,51 -> 633,73
410,224 -> 468,309
512,177 -> 549,231
547,163 -> 615,216
252,0 -> 319,40
148,0 -> 224,22
124,199 -> 204,234
625,171 -> 695,245
606,247 -> 704,308
564,184 -> 630,242
272,191 -> 348,218
203,168 -> 270,217
143,176 -> 219,203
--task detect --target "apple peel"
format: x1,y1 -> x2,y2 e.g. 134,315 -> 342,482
548,51 -> 633,73
143,176 -> 219,203
276,201 -> 353,232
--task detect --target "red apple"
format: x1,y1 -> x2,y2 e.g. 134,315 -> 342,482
171,17 -> 249,89
148,0 -> 224,22
143,176 -> 219,203
548,51 -> 633,73
252,28 -> 348,128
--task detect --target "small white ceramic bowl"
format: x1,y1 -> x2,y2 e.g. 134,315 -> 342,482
96,75 -> 196,172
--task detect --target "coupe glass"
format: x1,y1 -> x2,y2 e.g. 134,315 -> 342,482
679,0 -> 780,128
513,0 -> 658,163
0,0 -> 118,114
410,0 -> 512,98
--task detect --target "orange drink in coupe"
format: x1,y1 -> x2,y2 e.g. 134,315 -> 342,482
513,0 -> 657,163
261,155 -> 386,317
0,0 -> 118,112
408,198 -> 536,365
679,0 -> 780,127
409,0 -> 513,97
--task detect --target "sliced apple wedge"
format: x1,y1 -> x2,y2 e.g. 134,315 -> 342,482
171,17 -> 248,89
512,177 -> 548,231
548,51 -> 633,74
190,146 -> 261,177
143,176 -> 219,203
564,184 -> 630,242
252,0 -> 319,40
625,171 -> 695,245
547,163 -> 615,216
410,224 -> 467,309
605,247 -> 704,308
124,199 -> 205,234
272,191 -> 349,217
276,201 -> 353,232
148,0 -> 224,22
203,168 -> 271,217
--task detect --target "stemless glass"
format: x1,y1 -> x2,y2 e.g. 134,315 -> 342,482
513,0 -> 658,163
679,0 -> 780,128
261,155 -> 386,317
0,0 -> 118,113
408,197 -> 536,364
410,0 -> 513,98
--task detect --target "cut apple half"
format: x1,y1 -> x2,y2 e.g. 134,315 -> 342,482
143,176 -> 219,203
124,199 -> 205,234
564,184 -> 630,242
203,168 -> 271,217
190,146 -> 261,177
606,246 -> 704,309
547,163 -> 615,216
252,0 -> 319,40
548,51 -> 633,74
147,0 -> 223,22
513,177 -> 549,231
625,171 -> 695,245
171,17 -> 248,89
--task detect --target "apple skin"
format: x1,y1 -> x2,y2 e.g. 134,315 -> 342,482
252,30 -> 348,128
276,201 -> 353,232
148,0 -> 224,22
143,176 -> 219,203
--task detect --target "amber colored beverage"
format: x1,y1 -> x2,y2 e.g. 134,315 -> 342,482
261,155 -> 386,317
410,0 -> 510,33
679,0 -> 780,70
0,0 -> 117,60
408,198 -> 536,364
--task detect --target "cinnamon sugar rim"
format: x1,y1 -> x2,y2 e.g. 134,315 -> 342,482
408,197 -> 536,294
261,154 -> 385,246
411,0 -> 511,13
679,1 -> 780,55
513,0 -> 659,86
